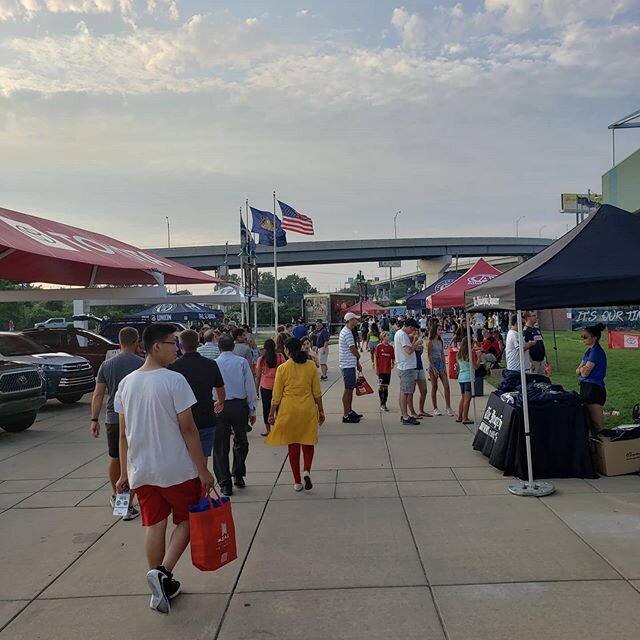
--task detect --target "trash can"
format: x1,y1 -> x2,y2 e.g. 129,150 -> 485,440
473,376 -> 484,397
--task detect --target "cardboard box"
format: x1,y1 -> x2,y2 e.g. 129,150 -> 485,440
593,436 -> 640,476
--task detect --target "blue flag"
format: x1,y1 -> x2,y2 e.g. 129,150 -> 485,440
250,207 -> 287,247
240,217 -> 256,256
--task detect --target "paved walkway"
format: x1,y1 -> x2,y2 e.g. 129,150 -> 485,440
1,352 -> 640,639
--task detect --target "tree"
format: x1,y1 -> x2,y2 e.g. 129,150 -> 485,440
255,273 -> 318,325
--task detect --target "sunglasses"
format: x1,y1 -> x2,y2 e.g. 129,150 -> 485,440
582,335 -> 590,339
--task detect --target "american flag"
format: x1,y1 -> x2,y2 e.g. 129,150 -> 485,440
278,200 -> 315,236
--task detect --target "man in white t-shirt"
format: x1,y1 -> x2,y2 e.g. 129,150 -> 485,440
115,323 -> 214,616
505,314 -> 533,372
394,318 -> 421,425
338,312 -> 362,423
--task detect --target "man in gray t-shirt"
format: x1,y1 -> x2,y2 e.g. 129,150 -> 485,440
90,327 -> 143,518
232,328 -> 255,375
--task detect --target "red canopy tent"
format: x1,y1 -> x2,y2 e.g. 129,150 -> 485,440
427,259 -> 502,309
342,300 -> 390,316
0,206 -> 219,286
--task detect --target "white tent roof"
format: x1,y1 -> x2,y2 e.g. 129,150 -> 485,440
209,284 -> 274,304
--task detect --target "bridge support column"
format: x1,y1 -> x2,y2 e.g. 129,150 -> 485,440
417,255 -> 452,287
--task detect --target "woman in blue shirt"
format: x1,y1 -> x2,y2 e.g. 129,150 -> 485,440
576,322 -> 607,434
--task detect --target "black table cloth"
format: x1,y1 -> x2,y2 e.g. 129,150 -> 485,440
473,392 -> 597,479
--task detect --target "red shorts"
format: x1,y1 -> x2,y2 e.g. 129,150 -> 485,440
135,477 -> 201,527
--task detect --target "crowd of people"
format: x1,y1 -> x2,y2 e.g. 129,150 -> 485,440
88,307 -> 607,615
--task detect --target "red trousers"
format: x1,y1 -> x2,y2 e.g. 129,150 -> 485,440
287,444 -> 314,484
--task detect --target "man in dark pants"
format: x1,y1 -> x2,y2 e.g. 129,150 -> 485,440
213,334 -> 257,496
168,330 -> 226,466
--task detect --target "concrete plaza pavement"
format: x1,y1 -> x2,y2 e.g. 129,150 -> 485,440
1,351 -> 640,639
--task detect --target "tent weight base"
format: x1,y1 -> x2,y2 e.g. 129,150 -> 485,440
508,480 -> 555,497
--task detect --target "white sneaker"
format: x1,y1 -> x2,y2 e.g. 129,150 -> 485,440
122,505 -> 140,521
446,408 -> 455,417
294,483 -> 303,492
432,408 -> 442,416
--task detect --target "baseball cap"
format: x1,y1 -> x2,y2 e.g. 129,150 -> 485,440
344,312 -> 360,321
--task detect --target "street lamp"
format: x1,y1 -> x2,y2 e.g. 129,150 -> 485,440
516,215 -> 525,238
390,210 -> 401,296
538,224 -> 548,238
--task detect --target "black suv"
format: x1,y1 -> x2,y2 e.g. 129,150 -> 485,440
0,360 -> 46,432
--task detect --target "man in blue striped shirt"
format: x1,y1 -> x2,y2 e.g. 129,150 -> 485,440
197,330 -> 219,360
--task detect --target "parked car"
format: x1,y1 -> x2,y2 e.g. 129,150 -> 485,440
34,317 -> 73,329
0,360 -> 46,432
0,332 -> 95,403
23,328 -> 118,374
96,319 -> 186,344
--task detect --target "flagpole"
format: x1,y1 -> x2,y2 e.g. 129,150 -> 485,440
245,198 -> 251,329
273,190 -> 279,333
239,207 -> 245,325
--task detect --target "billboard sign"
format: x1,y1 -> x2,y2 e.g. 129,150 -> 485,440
560,193 -> 602,214
304,295 -> 330,324
379,260 -> 401,268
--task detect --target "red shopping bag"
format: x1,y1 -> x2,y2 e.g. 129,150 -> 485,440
355,375 -> 374,396
448,347 -> 459,379
189,489 -> 237,572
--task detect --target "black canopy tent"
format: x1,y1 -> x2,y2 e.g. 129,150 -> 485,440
406,270 -> 464,311
465,204 -> 640,312
464,204 -> 639,497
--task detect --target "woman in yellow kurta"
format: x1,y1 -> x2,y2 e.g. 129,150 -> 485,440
266,337 -> 325,492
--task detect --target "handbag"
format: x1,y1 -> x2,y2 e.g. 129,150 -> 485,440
355,375 -> 374,396
448,347 -> 459,379
189,488 -> 238,572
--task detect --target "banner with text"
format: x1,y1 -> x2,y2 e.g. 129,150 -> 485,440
571,307 -> 640,330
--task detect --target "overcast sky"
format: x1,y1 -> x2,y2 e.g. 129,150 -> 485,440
1,0 -> 639,291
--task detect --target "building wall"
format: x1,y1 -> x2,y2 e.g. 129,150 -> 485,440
538,308 -> 571,332
602,146 -> 640,212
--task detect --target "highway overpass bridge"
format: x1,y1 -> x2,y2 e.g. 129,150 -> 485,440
153,237 -> 552,272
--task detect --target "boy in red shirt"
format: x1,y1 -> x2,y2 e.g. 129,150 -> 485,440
374,331 -> 395,411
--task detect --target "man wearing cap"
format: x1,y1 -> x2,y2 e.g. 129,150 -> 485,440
339,312 -> 363,423
394,318 -> 421,425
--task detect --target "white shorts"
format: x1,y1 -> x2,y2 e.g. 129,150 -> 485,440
318,347 -> 329,365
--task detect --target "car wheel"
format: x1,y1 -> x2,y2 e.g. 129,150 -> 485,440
57,394 -> 84,404
1,411 -> 38,433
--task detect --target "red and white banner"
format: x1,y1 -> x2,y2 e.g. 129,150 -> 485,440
608,330 -> 640,350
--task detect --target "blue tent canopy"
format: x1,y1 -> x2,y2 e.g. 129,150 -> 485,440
406,271 -> 464,310
126,302 -> 223,323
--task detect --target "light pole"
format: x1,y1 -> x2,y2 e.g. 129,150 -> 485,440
357,270 -> 365,318
516,215 -> 525,238
165,216 -> 171,248
538,224 -> 548,238
391,210 -> 400,297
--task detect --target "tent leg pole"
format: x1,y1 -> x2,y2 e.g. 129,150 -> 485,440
509,311 -> 555,497
466,313 -> 477,426
551,311 -> 559,373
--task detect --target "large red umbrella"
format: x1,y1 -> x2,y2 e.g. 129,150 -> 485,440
0,206 -> 219,286
427,259 -> 502,309
342,300 -> 390,316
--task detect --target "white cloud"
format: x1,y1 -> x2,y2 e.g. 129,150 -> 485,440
450,3 -> 464,19
146,0 -> 177,20
0,0 -> 180,21
296,9 -> 309,17
485,0 -> 640,32
391,6 -> 427,48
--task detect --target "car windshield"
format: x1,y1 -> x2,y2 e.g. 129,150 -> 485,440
0,334 -> 44,356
